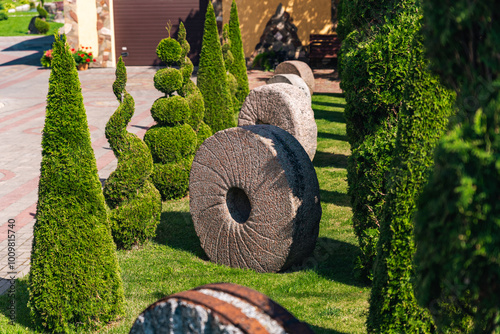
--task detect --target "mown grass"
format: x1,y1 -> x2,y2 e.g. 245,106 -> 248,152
0,93 -> 370,333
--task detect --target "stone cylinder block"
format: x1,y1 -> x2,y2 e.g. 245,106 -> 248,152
275,60 -> 315,95
189,125 -> 322,273
238,83 -> 317,160
267,73 -> 311,103
130,283 -> 314,334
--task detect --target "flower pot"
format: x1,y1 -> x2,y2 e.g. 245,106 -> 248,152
77,63 -> 89,71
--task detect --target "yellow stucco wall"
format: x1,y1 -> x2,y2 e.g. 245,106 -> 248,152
222,0 -> 333,58
76,0 -> 99,56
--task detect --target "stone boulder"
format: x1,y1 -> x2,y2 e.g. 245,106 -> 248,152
275,60 -> 315,95
238,83 -> 317,160
189,125 -> 322,273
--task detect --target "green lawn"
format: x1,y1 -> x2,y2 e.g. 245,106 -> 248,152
0,5 -> 63,36
0,93 -> 369,333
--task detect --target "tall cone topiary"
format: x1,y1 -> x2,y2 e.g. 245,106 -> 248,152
413,1 -> 500,332
145,23 -> 211,200
366,10 -> 456,332
222,23 -> 239,117
28,34 -> 124,332
227,0 -> 249,110
104,56 -> 162,250
197,1 -> 235,133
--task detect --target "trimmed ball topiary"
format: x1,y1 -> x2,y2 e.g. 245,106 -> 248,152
151,96 -> 190,125
28,34 -> 124,333
144,124 -> 197,164
151,157 -> 193,200
156,37 -> 182,65
104,56 -> 161,250
178,79 -> 197,97
153,67 -> 183,95
34,18 -> 49,34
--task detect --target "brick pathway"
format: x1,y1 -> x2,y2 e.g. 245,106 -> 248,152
0,36 -> 342,295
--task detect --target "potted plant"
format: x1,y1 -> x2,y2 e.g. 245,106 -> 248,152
72,47 -> 95,70
40,49 -> 52,68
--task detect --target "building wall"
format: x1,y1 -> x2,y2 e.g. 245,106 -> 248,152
222,0 -> 333,58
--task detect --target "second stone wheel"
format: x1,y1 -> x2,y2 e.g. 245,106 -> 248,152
189,125 -> 322,273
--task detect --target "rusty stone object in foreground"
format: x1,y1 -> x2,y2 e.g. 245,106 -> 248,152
129,282 -> 314,334
274,60 -> 315,95
267,73 -> 311,103
189,125 -> 322,273
238,83 -> 317,160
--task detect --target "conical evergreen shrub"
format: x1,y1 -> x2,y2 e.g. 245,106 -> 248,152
145,23 -> 211,200
28,34 -> 124,332
366,11 -> 456,332
104,57 -> 162,250
413,1 -> 500,332
227,0 -> 249,109
222,23 -> 239,117
197,1 -> 235,133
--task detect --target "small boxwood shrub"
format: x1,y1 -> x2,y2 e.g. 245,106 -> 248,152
36,5 -> 48,18
197,1 -> 235,133
151,96 -> 190,125
413,1 -> 500,332
156,37 -> 182,65
151,157 -> 193,201
103,56 -> 161,250
153,67 -> 183,95
28,34 -> 124,333
34,18 -> 49,34
227,0 -> 249,109
144,124 -> 197,164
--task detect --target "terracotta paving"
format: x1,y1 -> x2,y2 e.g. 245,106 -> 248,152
0,35 -> 342,295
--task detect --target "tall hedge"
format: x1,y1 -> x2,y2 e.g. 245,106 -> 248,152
28,34 -> 124,332
197,1 -> 235,133
340,0 -> 418,279
366,10 -> 456,332
227,0 -> 249,110
145,23 -> 211,200
103,57 -> 162,249
413,1 -> 500,332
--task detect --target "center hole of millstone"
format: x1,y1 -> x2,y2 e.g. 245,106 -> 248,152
256,119 -> 270,125
226,187 -> 251,224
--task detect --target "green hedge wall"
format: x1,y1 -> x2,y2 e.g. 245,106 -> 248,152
413,1 -> 500,332
103,57 -> 161,250
197,1 -> 235,133
28,34 -> 124,332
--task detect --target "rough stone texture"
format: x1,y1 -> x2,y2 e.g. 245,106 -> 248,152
238,83 -> 317,160
275,60 -> 315,95
267,73 -> 311,103
63,0 -> 78,51
96,0 -> 113,68
189,125 -> 322,273
130,283 -> 313,334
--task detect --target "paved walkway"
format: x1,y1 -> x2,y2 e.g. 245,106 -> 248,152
0,35 -> 342,295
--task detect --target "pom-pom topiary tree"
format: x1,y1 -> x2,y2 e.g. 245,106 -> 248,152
103,56 -> 162,250
28,34 -> 124,333
413,1 -> 500,332
145,23 -> 211,200
197,1 -> 235,133
227,0 -> 249,110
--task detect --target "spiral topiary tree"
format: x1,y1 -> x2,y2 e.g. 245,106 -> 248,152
222,23 -> 239,117
197,1 -> 235,133
413,1 -> 500,332
103,57 -> 162,250
145,23 -> 211,200
28,34 -> 124,332
227,0 -> 249,110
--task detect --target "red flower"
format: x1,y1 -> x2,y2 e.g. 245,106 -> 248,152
93,59 -> 96,62
88,52 -> 92,56
86,58 -> 90,62
71,48 -> 75,52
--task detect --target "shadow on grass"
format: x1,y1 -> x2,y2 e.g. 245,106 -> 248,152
314,108 -> 346,124
0,278 -> 33,329
309,324 -> 349,334
318,132 -> 348,142
313,100 -> 346,109
313,151 -> 348,169
320,189 -> 350,207
155,210 -> 208,260
288,237 -> 369,288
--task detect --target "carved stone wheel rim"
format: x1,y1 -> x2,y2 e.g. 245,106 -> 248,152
189,125 -> 321,273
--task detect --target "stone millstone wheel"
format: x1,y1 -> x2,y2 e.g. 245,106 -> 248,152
189,125 -> 322,273
274,60 -> 315,95
238,83 -> 317,160
129,282 -> 314,334
267,73 -> 311,103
